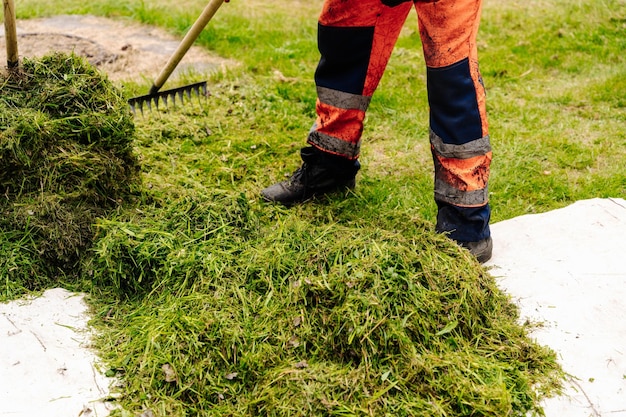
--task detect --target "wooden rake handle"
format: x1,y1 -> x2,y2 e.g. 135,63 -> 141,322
150,0 -> 226,94
3,0 -> 19,69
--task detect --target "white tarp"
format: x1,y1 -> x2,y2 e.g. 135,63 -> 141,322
487,198 -> 626,416
0,288 -> 115,417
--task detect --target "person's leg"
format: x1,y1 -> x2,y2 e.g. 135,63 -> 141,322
261,0 -> 413,205
415,0 -> 492,261
308,0 -> 413,159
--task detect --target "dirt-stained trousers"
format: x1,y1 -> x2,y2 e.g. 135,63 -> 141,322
308,0 -> 491,243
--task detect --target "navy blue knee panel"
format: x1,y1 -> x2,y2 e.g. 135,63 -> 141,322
427,58 -> 483,145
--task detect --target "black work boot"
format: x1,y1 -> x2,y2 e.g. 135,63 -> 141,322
458,236 -> 493,264
436,203 -> 492,263
261,147 -> 360,206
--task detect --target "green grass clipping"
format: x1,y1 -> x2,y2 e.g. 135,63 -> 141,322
93,195 -> 564,416
0,52 -> 139,295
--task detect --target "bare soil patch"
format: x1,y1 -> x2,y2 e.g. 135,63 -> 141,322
0,14 -> 236,83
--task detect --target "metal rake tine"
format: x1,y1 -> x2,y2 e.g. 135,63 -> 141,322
169,92 -> 176,109
199,84 -> 210,108
129,97 -> 141,117
193,85 -> 203,106
168,92 -> 177,109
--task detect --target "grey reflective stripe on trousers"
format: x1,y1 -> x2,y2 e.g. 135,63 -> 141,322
308,127 -> 360,159
429,130 -> 491,159
317,86 -> 371,111
434,178 -> 489,207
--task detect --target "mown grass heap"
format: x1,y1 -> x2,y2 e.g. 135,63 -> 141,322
0,52 -> 139,295
93,193 -> 563,416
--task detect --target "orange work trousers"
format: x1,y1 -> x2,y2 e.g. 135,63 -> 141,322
308,0 -> 491,242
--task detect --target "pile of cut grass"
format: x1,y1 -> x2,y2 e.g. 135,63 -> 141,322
91,191 -> 562,416
0,53 -> 139,297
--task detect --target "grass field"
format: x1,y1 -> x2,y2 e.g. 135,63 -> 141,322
2,0 -> 625,415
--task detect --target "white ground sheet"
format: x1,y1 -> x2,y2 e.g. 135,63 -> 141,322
486,198 -> 626,417
0,289 -> 115,417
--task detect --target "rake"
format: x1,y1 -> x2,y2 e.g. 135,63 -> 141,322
128,0 -> 227,115
3,0 -> 19,70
